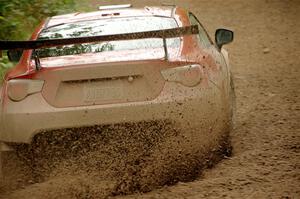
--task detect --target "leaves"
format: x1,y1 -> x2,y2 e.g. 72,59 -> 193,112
0,0 -> 76,41
0,0 -> 78,83
0,54 -> 13,81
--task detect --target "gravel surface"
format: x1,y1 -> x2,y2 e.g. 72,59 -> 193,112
117,0 -> 300,198
1,0 -> 299,198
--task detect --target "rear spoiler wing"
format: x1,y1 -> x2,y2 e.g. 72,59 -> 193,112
0,25 -> 199,64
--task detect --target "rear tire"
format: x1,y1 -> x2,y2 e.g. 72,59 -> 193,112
0,144 -> 33,193
0,151 -> 3,186
229,73 -> 236,128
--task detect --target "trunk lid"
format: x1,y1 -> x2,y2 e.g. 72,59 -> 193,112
39,49 -> 177,108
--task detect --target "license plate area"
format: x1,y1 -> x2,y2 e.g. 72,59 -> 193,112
45,64 -> 165,108
84,86 -> 124,102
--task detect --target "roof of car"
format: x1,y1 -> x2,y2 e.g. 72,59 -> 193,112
46,6 -> 177,28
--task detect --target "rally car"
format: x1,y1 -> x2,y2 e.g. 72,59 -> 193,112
0,4 -> 234,182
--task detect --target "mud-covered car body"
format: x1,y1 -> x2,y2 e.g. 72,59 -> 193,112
0,6 -> 233,149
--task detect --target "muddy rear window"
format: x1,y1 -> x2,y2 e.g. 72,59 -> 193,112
37,17 -> 180,58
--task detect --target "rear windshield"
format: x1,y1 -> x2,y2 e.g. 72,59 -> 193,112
37,16 -> 180,58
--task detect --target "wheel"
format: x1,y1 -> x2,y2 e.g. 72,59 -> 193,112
229,73 -> 236,128
0,149 -> 3,188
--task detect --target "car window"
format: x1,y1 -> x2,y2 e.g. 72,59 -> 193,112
189,13 -> 212,48
37,17 -> 180,58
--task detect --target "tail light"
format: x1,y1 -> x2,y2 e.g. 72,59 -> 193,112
161,64 -> 203,87
7,79 -> 44,102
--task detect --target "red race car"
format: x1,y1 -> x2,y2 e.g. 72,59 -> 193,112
0,4 -> 234,184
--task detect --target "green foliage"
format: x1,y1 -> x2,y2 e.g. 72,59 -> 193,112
0,0 -> 92,83
0,53 -> 13,81
0,0 -> 76,40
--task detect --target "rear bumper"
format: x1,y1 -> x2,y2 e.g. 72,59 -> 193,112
0,82 -> 228,143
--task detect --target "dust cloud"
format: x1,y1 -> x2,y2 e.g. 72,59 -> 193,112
0,121 -> 230,198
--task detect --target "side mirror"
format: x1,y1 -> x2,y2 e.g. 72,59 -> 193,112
215,29 -> 234,49
7,50 -> 23,62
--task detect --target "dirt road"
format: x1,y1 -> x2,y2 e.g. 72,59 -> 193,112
1,0 -> 299,198
114,0 -> 299,198
100,0 -> 300,198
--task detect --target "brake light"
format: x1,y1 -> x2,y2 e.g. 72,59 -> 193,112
98,4 -> 132,10
161,64 -> 203,87
7,79 -> 44,101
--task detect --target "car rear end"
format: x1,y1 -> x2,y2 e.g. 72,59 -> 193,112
0,7 -> 232,192
0,8 -> 231,159
0,12 -> 214,144
1,56 -> 212,143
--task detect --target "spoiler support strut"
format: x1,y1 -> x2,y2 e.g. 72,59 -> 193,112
163,38 -> 168,60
